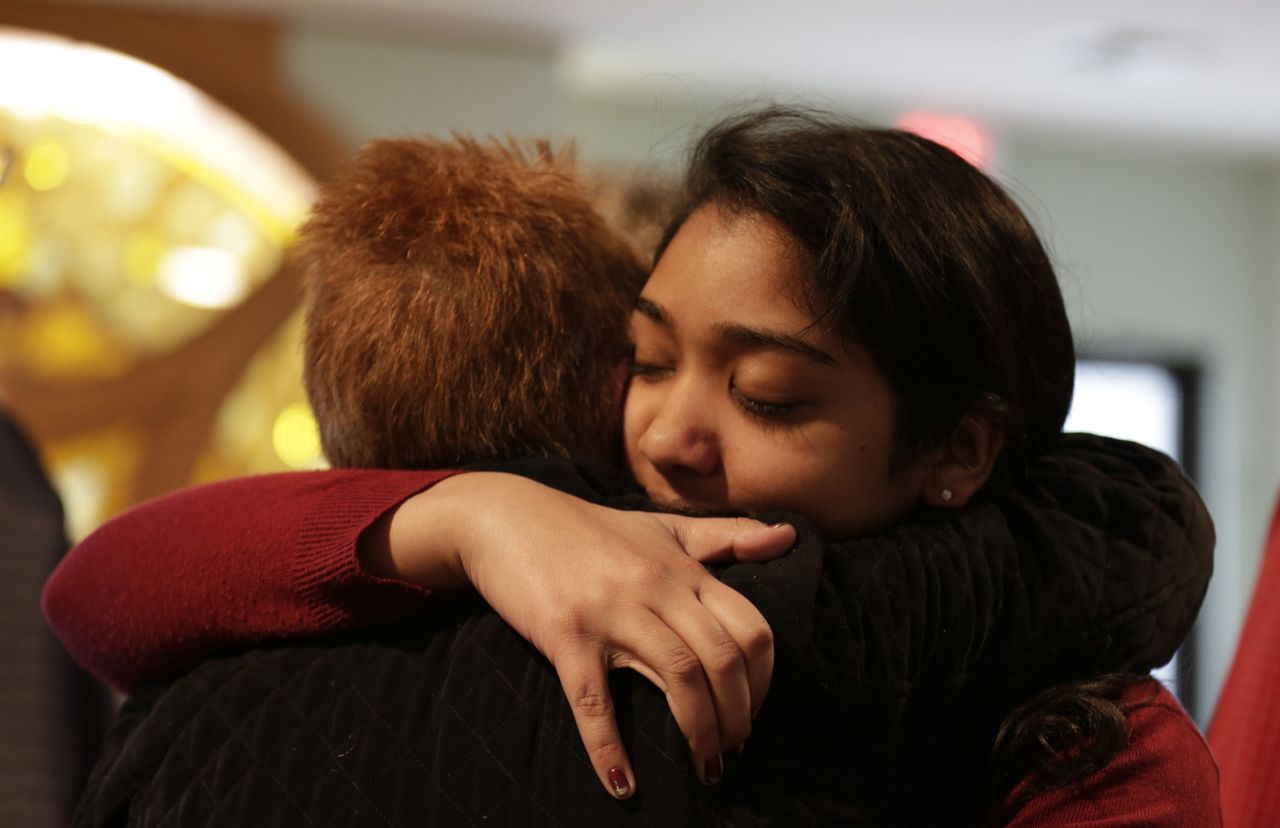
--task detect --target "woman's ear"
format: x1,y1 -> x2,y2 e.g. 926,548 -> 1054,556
920,412 -> 1005,509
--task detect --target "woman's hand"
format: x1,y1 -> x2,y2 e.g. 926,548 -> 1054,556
370,472 -> 795,799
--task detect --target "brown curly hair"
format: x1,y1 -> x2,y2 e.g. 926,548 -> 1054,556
299,136 -> 648,469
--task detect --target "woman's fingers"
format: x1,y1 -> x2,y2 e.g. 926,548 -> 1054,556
732,521 -> 797,562
654,592 -> 755,752
667,516 -> 796,564
452,485 -> 784,793
696,581 -> 775,719
609,610 -> 728,785
554,650 -> 636,800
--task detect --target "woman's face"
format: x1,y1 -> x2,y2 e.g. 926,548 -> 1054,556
623,204 -> 930,538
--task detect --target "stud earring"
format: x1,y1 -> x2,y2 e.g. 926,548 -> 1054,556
941,488 -> 954,502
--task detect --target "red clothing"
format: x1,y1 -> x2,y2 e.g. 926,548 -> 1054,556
45,439 -> 1215,701
45,464 -> 1220,825
42,468 -> 456,691
1207,496 -> 1280,828
992,681 -> 1222,827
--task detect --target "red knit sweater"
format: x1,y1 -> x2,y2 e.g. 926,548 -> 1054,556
42,469 -> 457,691
42,469 -> 1221,826
990,680 -> 1221,827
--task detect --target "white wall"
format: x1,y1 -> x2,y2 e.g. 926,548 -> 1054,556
281,27 -> 1280,723
281,29 -> 709,168
282,31 -> 566,142
1001,137 -> 1280,719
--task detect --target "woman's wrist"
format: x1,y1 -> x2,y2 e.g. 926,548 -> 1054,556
358,473 -> 486,590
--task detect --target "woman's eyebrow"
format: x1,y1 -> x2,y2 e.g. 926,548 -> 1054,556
634,297 -> 835,366
634,297 -> 670,328
713,322 -> 838,367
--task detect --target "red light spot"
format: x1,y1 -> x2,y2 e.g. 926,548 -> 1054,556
895,111 -> 993,169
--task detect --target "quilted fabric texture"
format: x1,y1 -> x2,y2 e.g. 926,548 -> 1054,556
77,605 -> 711,827
74,434 -> 1214,826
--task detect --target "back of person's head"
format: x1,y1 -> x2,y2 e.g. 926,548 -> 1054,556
660,106 -> 1075,470
301,137 -> 647,469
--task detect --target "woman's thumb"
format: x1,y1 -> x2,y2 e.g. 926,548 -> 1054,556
674,517 -> 796,563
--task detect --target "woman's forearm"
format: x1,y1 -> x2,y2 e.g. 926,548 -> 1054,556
357,474 -> 474,590
43,468 -> 460,691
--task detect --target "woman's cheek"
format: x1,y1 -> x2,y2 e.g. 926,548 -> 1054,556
620,388 -> 653,472
722,442 -> 801,511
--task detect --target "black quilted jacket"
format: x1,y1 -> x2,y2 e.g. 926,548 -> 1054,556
74,434 -> 1213,827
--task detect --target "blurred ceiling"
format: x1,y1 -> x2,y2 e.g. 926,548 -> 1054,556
63,0 -> 1280,152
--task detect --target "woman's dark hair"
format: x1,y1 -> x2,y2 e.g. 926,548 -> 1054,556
658,106 -> 1076,468
987,674 -> 1156,802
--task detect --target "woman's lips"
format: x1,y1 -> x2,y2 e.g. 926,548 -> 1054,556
635,469 -> 744,517
642,489 -> 748,520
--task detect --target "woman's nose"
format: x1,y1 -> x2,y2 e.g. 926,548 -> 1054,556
636,389 -> 721,477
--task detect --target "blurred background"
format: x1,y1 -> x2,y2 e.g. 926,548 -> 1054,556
2,0 -> 1276,823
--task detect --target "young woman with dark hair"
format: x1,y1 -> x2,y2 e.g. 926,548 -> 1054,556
47,109 -> 1216,823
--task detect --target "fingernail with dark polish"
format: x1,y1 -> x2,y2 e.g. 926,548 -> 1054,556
608,767 -> 630,797
704,754 -> 723,784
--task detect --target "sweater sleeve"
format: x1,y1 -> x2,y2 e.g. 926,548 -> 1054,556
42,468 -> 459,692
45,434 -> 1213,713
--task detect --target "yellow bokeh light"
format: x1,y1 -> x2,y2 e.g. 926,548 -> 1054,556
24,142 -> 70,191
21,304 -> 128,378
1,31 -> 319,524
124,231 -> 167,287
0,190 -> 29,285
272,402 -> 323,469
157,245 -> 249,309
45,427 -> 142,541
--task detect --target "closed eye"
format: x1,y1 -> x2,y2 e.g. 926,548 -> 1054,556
731,384 -> 801,420
629,362 -> 673,379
